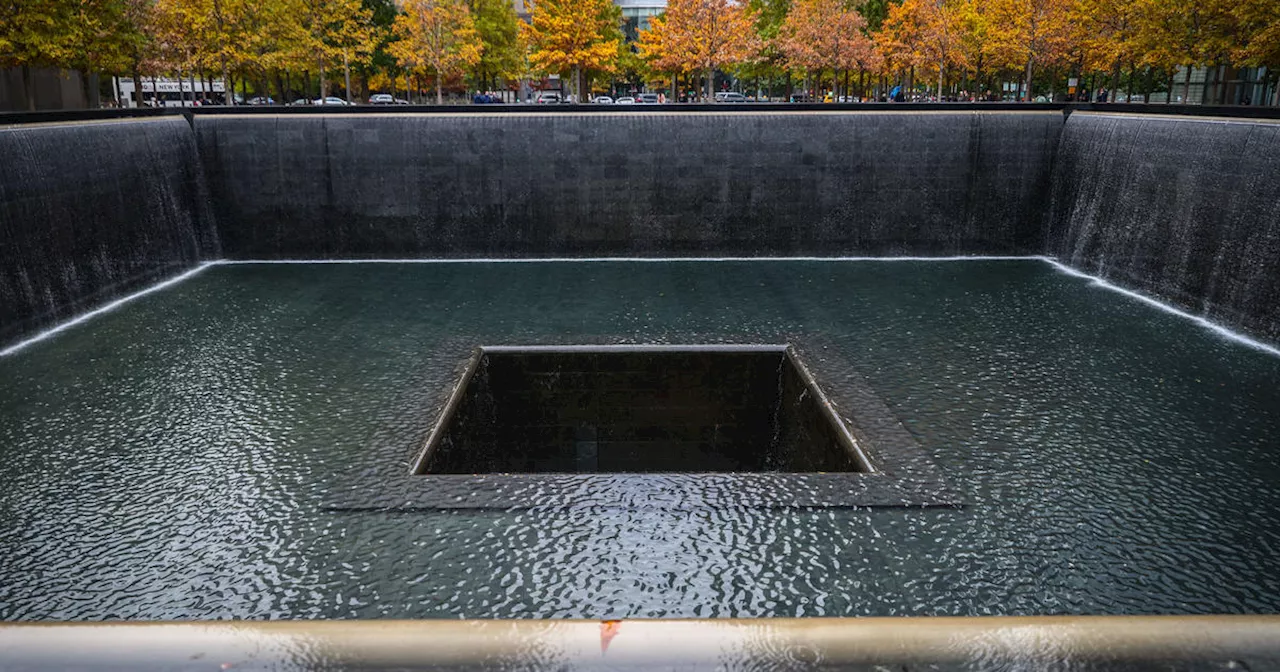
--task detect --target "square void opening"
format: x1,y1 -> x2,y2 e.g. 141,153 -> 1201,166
413,345 -> 873,475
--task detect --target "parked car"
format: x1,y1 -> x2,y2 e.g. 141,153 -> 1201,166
288,98 -> 311,106
247,96 -> 275,106
314,96 -> 351,105
614,96 -> 636,104
715,92 -> 748,103
594,96 -> 614,104
535,91 -> 562,104
369,93 -> 395,105
636,93 -> 659,104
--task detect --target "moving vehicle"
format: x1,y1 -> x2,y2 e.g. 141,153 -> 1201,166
594,96 -> 614,104
315,97 -> 352,105
535,91 -> 562,104
614,97 -> 636,104
715,92 -> 748,103
636,93 -> 659,104
369,93 -> 395,105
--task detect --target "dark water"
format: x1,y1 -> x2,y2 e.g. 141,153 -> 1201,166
1,259 -> 1278,620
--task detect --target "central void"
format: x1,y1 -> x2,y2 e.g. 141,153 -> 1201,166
1,259 -> 1279,620
418,345 -> 864,474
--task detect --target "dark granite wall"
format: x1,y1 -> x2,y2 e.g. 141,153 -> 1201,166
195,111 -> 1064,258
0,117 -> 218,345
1046,113 -> 1280,342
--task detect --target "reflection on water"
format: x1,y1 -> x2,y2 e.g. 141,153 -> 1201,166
1,260 -> 1278,620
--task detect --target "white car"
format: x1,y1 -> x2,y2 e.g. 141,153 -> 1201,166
594,96 -> 614,104
369,93 -> 394,105
314,97 -> 351,106
614,97 -> 636,105
534,91 -> 562,104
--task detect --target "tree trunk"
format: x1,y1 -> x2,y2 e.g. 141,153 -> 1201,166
1110,59 -> 1121,99
1183,65 -> 1192,104
320,61 -> 328,99
275,72 -> 287,106
343,53 -> 352,102
22,65 -> 36,111
1125,63 -> 1133,102
221,62 -> 230,104
1166,70 -> 1175,104
938,61 -> 944,101
81,71 -> 95,109
670,72 -> 677,102
1023,58 -> 1034,102
705,67 -> 714,100
436,73 -> 443,105
131,66 -> 142,107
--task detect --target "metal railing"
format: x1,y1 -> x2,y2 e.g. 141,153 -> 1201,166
2,616 -> 1278,669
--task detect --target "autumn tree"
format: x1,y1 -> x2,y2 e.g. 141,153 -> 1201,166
984,0 -> 1074,100
1231,0 -> 1280,104
392,0 -> 482,103
1071,0 -> 1138,95
637,0 -> 759,100
776,0 -> 874,97
877,0 -> 979,98
522,0 -> 620,101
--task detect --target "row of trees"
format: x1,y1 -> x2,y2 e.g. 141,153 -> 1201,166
632,0 -> 1280,102
3,0 -> 1279,109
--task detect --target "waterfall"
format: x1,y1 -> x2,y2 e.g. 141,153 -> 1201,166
0,116 -> 218,345
1046,112 -> 1280,342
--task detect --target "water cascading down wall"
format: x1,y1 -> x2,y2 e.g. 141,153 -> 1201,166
1,108 -> 1278,347
0,116 -> 218,345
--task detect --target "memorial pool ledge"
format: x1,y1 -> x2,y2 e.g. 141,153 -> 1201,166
2,616 -> 1279,669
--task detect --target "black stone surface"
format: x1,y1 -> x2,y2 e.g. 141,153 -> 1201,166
193,111 -> 1063,259
420,347 -> 862,474
1046,113 -> 1280,343
0,117 -> 218,345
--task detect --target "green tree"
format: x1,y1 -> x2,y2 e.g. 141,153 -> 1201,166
468,0 -> 523,90
0,0 -> 74,109
296,0 -> 377,99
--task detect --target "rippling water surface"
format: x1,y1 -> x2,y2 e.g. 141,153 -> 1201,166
1,260 -> 1278,620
